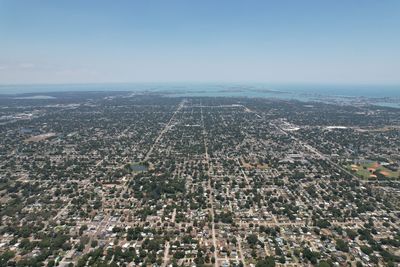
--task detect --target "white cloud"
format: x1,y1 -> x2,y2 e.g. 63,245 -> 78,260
55,68 -> 98,76
19,63 -> 35,69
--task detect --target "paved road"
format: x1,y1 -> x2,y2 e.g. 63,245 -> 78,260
162,241 -> 170,267
144,100 -> 186,161
201,105 -> 219,267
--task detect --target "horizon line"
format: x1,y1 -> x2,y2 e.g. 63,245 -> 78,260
1,81 -> 400,87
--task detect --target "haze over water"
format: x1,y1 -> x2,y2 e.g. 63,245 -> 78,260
0,83 -> 399,109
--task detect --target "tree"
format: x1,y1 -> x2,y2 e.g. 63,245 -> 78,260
318,260 -> 331,267
91,240 -> 98,248
247,234 -> 258,246
303,248 -> 320,264
0,251 -> 15,266
173,251 -> 185,259
79,224 -> 88,235
346,229 -> 358,240
360,245 -> 373,255
211,257 -> 216,264
336,239 -> 349,252
255,256 -> 275,267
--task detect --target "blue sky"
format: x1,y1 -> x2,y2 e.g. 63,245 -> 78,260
0,0 -> 399,84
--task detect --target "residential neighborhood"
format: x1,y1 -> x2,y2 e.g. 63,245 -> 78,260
0,92 -> 399,267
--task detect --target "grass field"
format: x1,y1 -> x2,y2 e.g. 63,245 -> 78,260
347,161 -> 399,180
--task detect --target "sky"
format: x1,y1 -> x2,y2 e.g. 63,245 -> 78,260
0,0 -> 400,85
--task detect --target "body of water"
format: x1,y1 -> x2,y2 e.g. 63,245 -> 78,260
0,83 -> 399,108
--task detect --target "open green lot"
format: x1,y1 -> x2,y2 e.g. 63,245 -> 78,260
347,161 -> 399,180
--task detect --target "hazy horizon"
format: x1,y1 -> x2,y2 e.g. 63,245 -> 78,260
1,81 -> 400,87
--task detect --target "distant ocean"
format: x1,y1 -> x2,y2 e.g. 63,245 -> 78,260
0,83 -> 399,108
